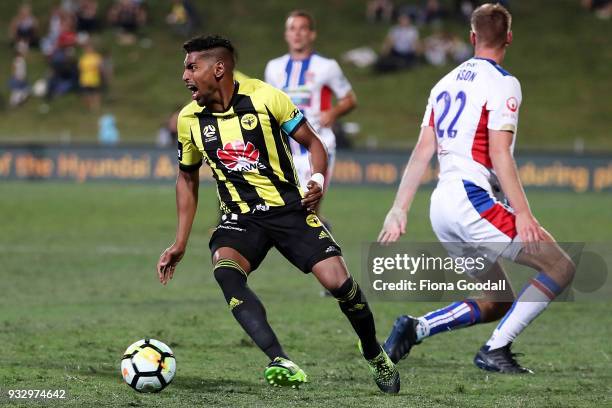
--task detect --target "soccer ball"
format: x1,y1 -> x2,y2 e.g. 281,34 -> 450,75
120,339 -> 176,392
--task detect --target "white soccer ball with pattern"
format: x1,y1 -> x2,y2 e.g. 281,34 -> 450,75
120,339 -> 176,392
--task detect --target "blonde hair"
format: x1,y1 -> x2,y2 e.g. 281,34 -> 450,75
287,10 -> 316,31
470,3 -> 512,48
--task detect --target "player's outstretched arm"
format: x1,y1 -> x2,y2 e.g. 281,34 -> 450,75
489,130 -> 546,247
157,169 -> 200,285
292,121 -> 328,211
378,126 -> 436,244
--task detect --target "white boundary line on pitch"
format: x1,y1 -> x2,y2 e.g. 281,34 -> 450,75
0,244 -> 154,255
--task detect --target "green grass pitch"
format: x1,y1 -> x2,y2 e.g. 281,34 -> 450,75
1,182 -> 611,407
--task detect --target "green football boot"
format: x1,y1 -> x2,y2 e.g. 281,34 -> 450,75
359,341 -> 400,394
264,357 -> 308,388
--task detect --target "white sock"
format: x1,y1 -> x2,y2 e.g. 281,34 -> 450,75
486,272 -> 561,350
415,300 -> 481,341
415,317 -> 429,341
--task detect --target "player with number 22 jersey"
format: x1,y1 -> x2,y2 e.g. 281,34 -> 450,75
424,56 -> 522,248
378,3 -> 574,375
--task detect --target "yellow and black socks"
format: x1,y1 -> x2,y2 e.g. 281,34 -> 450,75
213,260 -> 288,360
330,277 -> 381,359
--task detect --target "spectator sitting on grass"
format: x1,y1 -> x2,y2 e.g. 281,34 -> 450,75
76,0 -> 100,34
9,2 -> 40,51
423,0 -> 447,26
41,5 -> 65,56
46,46 -> 79,100
56,8 -> 78,50
375,13 -> 421,73
8,43 -> 30,108
424,29 -> 470,66
166,0 -> 200,37
107,0 -> 147,45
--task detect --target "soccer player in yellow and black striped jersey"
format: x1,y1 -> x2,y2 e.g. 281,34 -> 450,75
176,69 -> 304,214
156,35 -> 399,393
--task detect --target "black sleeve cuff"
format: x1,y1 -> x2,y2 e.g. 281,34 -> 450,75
179,160 -> 203,173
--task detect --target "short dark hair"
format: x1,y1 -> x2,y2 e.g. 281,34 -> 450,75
287,10 -> 316,31
471,3 -> 512,49
182,35 -> 236,60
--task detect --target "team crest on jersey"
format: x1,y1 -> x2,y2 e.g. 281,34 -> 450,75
306,214 -> 323,228
217,141 -> 265,172
506,97 -> 518,112
240,114 -> 258,130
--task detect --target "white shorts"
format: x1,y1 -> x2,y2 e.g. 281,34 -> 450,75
289,127 -> 336,191
430,178 -> 522,273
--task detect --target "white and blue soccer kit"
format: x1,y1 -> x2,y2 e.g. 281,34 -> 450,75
396,58 -> 564,352
422,57 -> 523,265
265,53 -> 353,189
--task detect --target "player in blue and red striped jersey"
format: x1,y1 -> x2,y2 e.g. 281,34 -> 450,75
264,10 -> 356,215
378,3 -> 575,374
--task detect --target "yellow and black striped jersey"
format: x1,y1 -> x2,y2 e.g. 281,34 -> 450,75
177,78 -> 306,214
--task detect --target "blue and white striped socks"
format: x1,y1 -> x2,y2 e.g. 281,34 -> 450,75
415,300 -> 482,341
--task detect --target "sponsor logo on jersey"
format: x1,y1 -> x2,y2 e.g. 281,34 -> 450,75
318,230 -> 329,240
177,141 -> 183,161
287,92 -> 311,109
216,224 -> 246,232
506,97 -> 518,112
306,214 -> 323,228
216,141 -> 265,172
240,114 -> 258,130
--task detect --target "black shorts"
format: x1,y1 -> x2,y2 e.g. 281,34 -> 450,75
209,207 -> 342,273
